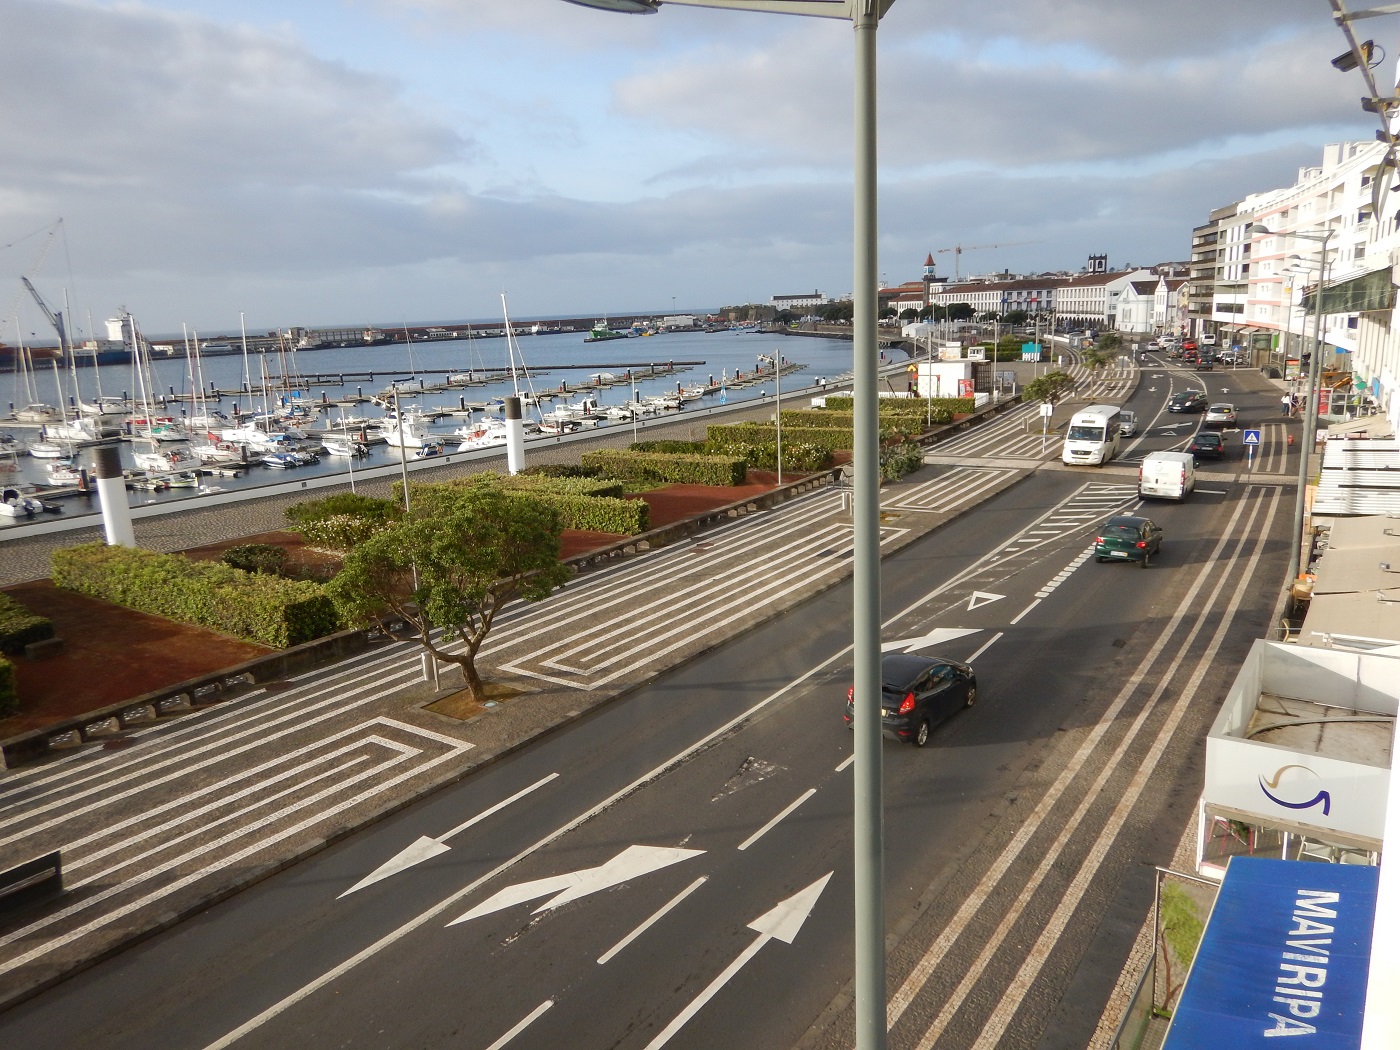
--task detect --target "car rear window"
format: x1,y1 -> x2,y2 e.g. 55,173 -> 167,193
1103,525 -> 1140,538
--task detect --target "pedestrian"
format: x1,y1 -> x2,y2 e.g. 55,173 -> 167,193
1281,392 -> 1292,417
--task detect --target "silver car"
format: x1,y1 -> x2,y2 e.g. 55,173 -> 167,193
1205,403 -> 1237,426
1119,410 -> 1138,437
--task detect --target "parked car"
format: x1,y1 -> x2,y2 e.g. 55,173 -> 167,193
1205,403 -> 1237,426
1194,356 -> 1214,371
1119,410 -> 1138,437
1168,391 -> 1208,413
843,653 -> 977,747
1094,515 -> 1164,568
1188,430 -> 1226,460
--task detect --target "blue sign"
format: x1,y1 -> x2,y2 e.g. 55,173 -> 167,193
1165,858 -> 1377,1049
1243,429 -> 1262,446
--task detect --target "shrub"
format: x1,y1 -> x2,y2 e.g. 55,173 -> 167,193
286,493 -> 399,527
221,543 -> 287,575
299,514 -> 395,552
881,442 -> 925,480
517,463 -> 604,480
630,440 -> 708,454
410,475 -> 648,534
0,593 -> 55,656
51,544 -> 340,649
582,449 -> 747,487
0,657 -> 13,716
705,439 -> 832,473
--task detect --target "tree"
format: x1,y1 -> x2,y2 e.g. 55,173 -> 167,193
899,308 -> 919,323
328,480 -> 572,700
1023,370 -> 1076,407
948,302 -> 975,321
1080,345 -> 1114,371
1004,309 -> 1030,325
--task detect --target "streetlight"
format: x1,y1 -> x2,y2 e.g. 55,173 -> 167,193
760,351 -> 784,484
1255,223 -> 1334,589
562,3 -> 897,1047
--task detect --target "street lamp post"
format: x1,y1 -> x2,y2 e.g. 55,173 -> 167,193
1256,224 -> 1334,590
760,352 -> 784,484
562,3 -> 896,1047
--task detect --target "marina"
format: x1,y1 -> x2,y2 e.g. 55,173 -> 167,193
0,325 -> 859,532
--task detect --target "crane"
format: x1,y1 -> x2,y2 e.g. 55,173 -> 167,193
21,276 -> 68,354
937,240 -> 1038,282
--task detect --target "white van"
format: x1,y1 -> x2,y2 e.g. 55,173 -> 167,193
1139,450 -> 1195,500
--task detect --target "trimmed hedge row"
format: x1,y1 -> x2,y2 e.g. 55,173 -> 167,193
582,449 -> 747,487
411,476 -> 650,535
705,439 -> 832,472
0,593 -> 54,656
0,656 -> 13,716
50,544 -> 340,649
708,423 -> 856,454
819,396 -> 972,418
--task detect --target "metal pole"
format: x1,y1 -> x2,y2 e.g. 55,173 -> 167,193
1287,234 -> 1331,588
851,5 -> 885,1048
774,353 -> 783,485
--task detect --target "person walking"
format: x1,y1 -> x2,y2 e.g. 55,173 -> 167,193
1281,392 -> 1293,417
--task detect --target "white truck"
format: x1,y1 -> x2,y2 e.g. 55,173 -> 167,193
1139,450 -> 1195,500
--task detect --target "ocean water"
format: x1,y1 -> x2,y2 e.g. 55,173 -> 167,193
1,328 -> 862,528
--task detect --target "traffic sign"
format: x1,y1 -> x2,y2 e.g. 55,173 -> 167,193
1243,429 -> 1261,446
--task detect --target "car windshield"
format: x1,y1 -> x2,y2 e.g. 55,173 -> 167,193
1067,425 -> 1105,441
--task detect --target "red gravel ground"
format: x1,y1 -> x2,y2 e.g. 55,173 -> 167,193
1,475 -> 787,738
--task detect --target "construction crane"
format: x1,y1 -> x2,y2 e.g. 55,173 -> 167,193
937,240 -> 1038,282
21,276 -> 68,354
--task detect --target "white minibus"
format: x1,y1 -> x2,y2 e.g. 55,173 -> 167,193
1061,404 -> 1122,466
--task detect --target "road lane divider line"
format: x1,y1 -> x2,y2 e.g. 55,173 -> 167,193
965,633 -> 1003,664
484,1000 -> 553,1050
966,489 -> 1281,1050
737,788 -> 818,851
1008,600 -> 1040,625
836,754 -> 856,773
598,877 -> 708,965
885,487 -> 1260,1030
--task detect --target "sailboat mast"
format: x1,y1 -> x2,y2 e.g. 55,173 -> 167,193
239,311 -> 251,395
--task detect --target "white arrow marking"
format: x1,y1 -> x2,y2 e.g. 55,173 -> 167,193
881,628 -> 981,653
339,773 -> 559,898
447,844 -> 705,925
641,873 -> 833,1050
967,591 -> 1004,611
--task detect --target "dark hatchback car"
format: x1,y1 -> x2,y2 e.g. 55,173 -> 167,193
844,653 -> 977,747
1188,431 -> 1226,460
1094,515 -> 1163,568
1168,390 -> 1208,413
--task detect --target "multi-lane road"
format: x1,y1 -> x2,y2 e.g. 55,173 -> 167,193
0,350 -> 1294,1049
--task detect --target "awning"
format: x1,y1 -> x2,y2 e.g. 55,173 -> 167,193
1164,857 -> 1377,1049
1303,267 -> 1397,315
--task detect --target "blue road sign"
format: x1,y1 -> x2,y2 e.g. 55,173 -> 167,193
1243,429 -> 1261,446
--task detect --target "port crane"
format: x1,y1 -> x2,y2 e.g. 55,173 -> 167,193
21,276 -> 69,354
937,240 -> 1037,282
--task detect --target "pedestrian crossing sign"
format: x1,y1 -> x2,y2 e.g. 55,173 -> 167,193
1243,429 -> 1261,446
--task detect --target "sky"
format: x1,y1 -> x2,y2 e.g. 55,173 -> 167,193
0,0 -> 1390,339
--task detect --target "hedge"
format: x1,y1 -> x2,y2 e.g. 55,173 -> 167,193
581,449 -> 747,487
705,439 -> 832,473
708,423 -> 857,454
221,543 -> 287,575
50,544 -> 340,649
881,442 -> 925,480
0,657 -> 13,717
409,476 -> 649,535
0,593 -> 54,656
818,396 -> 972,418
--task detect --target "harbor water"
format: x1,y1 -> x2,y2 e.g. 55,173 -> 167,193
1,328 -> 863,531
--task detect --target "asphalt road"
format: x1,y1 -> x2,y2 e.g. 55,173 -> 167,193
0,352 -> 1294,1049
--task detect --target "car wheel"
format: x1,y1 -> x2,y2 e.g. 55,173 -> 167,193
965,682 -> 978,708
913,718 -> 931,748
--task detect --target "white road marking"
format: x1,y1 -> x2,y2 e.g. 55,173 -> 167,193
886,488 -> 1267,1037
964,633 -> 1003,664
597,876 -> 708,965
967,591 -> 1004,610
1008,600 -> 1040,625
483,1000 -> 553,1050
882,629 -> 982,653
737,788 -> 818,852
446,845 -> 705,925
340,773 -> 560,898
640,874 -> 833,1050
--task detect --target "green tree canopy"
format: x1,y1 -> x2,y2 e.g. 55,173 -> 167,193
1003,309 -> 1030,325
948,302 -> 975,321
328,480 -> 572,700
1023,370 -> 1076,406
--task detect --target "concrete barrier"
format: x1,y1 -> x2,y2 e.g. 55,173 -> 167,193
0,852 -> 63,915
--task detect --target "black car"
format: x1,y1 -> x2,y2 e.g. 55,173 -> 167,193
1188,431 -> 1226,460
844,653 -> 976,747
1168,391 -> 1208,413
